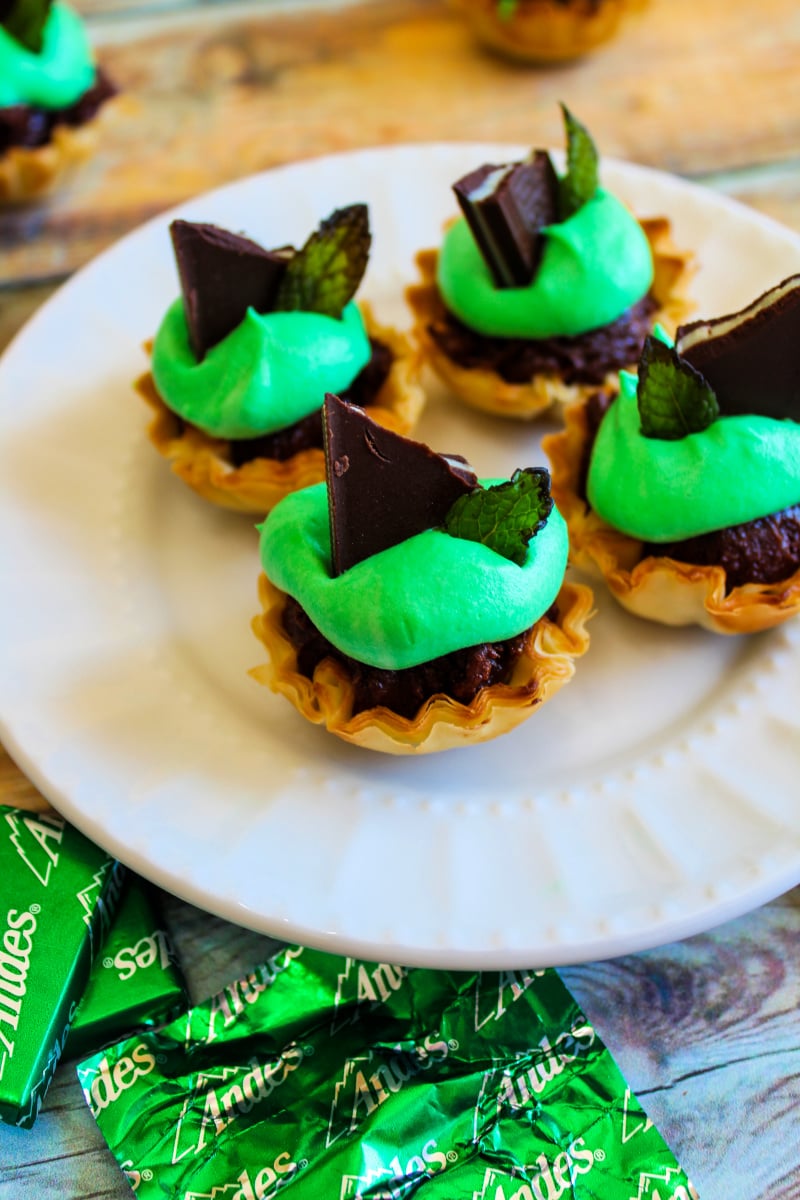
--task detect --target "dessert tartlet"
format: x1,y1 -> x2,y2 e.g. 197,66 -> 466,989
251,393 -> 593,755
544,277 -> 800,633
138,207 -> 425,513
406,104 -> 692,420
0,0 -> 116,203
451,0 -> 648,64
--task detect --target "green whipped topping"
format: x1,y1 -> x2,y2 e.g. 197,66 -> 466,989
587,369 -> 800,541
259,480 -> 568,670
151,298 -> 371,440
436,189 -> 653,339
0,3 -> 95,109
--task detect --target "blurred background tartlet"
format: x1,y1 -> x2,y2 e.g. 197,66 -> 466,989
0,0 -> 116,203
450,0 -> 649,63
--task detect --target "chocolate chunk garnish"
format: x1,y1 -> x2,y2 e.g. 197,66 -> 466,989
170,220 -> 293,361
676,274 -> 800,421
453,151 -> 559,289
1,0 -> 51,53
322,393 -> 478,576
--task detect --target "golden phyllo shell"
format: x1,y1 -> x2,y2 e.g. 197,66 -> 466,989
251,574 -> 594,755
0,122 -> 97,204
0,88 -> 125,204
405,216 -> 694,420
544,398 -> 800,634
449,0 -> 649,64
137,303 -> 426,514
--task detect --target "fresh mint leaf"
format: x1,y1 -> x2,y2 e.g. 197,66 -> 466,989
274,204 -> 370,319
1,0 -> 52,53
637,335 -> 719,439
445,467 -> 553,565
558,103 -> 599,220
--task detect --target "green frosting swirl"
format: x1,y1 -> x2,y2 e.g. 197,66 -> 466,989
259,480 -> 569,670
0,4 -> 96,109
587,370 -> 800,541
151,299 -> 371,440
436,189 -> 654,339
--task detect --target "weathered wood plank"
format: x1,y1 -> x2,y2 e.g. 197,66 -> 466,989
562,901 -> 800,1200
0,743 -> 52,811
4,0 -> 800,286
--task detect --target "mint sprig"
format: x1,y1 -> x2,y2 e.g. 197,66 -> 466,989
637,335 -> 719,439
558,104 -> 599,220
1,0 -> 52,53
444,467 -> 553,565
274,204 -> 370,319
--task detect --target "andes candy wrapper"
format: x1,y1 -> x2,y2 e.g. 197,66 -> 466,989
0,805 -> 125,1128
65,875 -> 189,1061
79,946 -> 697,1199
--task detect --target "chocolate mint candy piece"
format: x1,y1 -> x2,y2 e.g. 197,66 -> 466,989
676,274 -> 800,421
170,220 -> 292,362
453,151 -> 559,289
1,0 -> 52,53
322,393 -> 477,576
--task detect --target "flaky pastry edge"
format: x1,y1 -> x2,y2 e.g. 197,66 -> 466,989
250,573 -> 594,755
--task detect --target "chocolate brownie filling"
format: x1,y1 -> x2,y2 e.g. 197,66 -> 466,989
581,392 -> 800,589
0,69 -> 116,152
644,506 -> 800,590
228,337 -> 392,466
281,595 -> 531,719
428,293 -> 657,386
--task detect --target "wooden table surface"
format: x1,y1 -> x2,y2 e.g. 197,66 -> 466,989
3,1 -> 800,1197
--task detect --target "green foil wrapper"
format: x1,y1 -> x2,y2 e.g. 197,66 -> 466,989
78,946 -> 698,1198
0,805 -> 125,1129
65,875 -> 189,1061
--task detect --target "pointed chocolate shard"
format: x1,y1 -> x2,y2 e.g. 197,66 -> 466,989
676,274 -> 800,420
322,394 -> 478,576
170,220 -> 293,361
453,151 -> 559,289
1,0 -> 51,53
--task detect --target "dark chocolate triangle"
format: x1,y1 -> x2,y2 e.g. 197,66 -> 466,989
170,220 -> 293,362
322,394 -> 478,576
1,0 -> 51,52
676,274 -> 800,421
453,151 -> 559,288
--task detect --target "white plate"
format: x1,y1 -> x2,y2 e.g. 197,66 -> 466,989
2,144 -> 800,969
